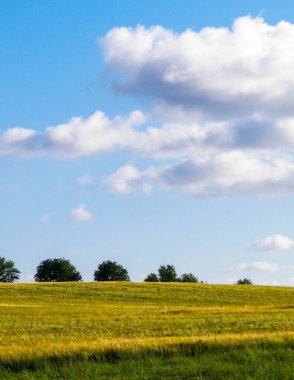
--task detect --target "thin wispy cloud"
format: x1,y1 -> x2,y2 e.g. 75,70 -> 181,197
77,175 -> 95,187
231,262 -> 279,273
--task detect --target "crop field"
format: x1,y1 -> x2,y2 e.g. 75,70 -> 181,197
0,282 -> 293,379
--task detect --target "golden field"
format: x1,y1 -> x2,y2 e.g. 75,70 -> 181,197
0,282 -> 293,365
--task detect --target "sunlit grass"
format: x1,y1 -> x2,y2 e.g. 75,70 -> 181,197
0,282 -> 293,378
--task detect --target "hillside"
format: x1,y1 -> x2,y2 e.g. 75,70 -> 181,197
0,282 -> 293,379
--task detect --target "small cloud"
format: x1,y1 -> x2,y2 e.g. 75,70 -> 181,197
104,164 -> 152,194
249,234 -> 294,251
71,204 -> 93,221
231,262 -> 278,273
1,127 -> 36,143
77,175 -> 94,186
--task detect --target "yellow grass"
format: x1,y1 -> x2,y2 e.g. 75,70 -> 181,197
0,282 -> 293,364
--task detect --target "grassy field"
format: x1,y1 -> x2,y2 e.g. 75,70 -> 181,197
0,282 -> 293,379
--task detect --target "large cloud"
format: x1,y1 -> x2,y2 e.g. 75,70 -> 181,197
99,17 -> 294,196
3,17 -> 294,198
104,152 -> 294,196
102,17 -> 294,118
3,114 -> 294,160
0,110 -> 145,158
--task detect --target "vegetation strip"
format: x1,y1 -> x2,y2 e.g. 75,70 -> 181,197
0,282 -> 293,375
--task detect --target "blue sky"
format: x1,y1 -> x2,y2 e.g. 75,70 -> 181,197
1,0 -> 294,284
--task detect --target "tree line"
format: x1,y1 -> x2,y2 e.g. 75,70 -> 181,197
0,257 -> 253,284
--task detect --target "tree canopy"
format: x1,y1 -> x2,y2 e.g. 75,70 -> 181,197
180,273 -> 199,283
34,258 -> 82,282
158,264 -> 178,282
0,257 -> 20,283
237,278 -> 253,285
145,265 -> 200,283
144,272 -> 159,282
94,260 -> 130,281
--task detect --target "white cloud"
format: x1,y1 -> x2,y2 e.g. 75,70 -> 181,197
99,17 -> 294,198
231,262 -> 278,273
102,17 -> 294,118
3,115 -> 294,162
104,164 -> 152,194
46,110 -> 144,157
0,127 -> 37,156
1,127 -> 36,143
71,204 -> 93,221
78,175 -> 94,186
0,110 -> 145,158
126,120 -> 233,159
104,151 -> 294,196
158,153 -> 294,196
4,18 -> 294,199
249,234 -> 294,251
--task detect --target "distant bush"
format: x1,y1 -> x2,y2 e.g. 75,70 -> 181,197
179,273 -> 199,283
144,273 -> 159,282
236,278 -> 253,285
145,265 -> 199,283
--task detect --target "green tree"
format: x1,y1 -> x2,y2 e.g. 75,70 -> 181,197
236,278 -> 253,285
144,272 -> 159,282
94,260 -> 130,281
180,273 -> 199,283
34,258 -> 82,282
158,264 -> 177,282
0,257 -> 20,283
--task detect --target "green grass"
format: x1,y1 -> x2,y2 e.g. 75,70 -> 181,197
0,282 -> 293,378
1,344 -> 293,380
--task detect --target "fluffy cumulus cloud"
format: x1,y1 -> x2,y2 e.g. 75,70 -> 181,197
47,110 -> 145,157
104,164 -> 152,194
102,17 -> 294,118
104,152 -> 294,196
4,17 -> 294,197
71,204 -> 93,221
231,262 -> 278,273
0,110 -> 145,158
249,234 -> 294,251
0,127 -> 37,156
100,17 -> 294,196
